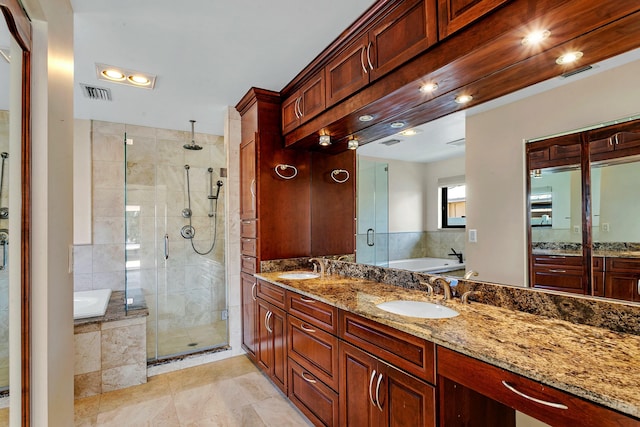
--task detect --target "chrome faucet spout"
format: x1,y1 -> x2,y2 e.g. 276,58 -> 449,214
309,258 -> 326,278
434,277 -> 454,300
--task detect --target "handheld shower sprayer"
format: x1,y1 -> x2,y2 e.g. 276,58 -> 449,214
209,180 -> 223,200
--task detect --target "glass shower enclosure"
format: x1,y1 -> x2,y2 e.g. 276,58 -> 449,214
356,157 -> 389,267
124,128 -> 228,361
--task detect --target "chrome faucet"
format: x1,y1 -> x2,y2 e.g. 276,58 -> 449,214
434,277 -> 455,301
463,270 -> 479,280
309,258 -> 326,278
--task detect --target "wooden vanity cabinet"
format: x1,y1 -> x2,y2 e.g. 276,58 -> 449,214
531,255 -> 586,294
257,299 -> 287,394
340,341 -> 436,427
326,0 -> 437,107
604,257 -> 640,302
241,272 -> 258,358
437,346 -> 639,427
282,70 -> 326,134
592,257 -> 605,297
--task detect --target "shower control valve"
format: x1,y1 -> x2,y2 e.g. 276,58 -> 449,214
180,225 -> 195,239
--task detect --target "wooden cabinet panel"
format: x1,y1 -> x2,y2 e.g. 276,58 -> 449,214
339,341 -> 382,427
533,255 -> 582,267
288,358 -> 339,427
240,219 -> 257,238
437,0 -> 510,39
437,346 -> 639,427
603,257 -> 640,302
258,300 -> 287,393
326,33 -> 370,107
282,94 -> 301,135
369,0 -> 437,80
257,279 -> 286,309
287,315 -> 339,391
240,237 -> 256,257
340,311 -> 435,383
383,363 -> 436,427
239,138 -> 256,220
287,291 -> 338,334
549,143 -> 581,162
531,255 -> 586,294
282,70 -> 326,134
241,272 -> 257,359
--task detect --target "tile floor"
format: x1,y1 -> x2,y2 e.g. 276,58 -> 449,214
75,355 -> 313,426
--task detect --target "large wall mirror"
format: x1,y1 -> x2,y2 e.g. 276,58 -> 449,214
0,0 -> 31,424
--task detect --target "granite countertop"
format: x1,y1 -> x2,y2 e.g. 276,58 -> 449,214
256,271 -> 640,419
532,249 -> 640,258
74,290 -> 148,326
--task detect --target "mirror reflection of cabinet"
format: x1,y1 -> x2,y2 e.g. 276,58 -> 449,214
527,117 -> 640,301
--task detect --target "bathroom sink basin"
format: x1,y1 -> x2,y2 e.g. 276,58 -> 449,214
278,272 -> 320,280
376,300 -> 459,319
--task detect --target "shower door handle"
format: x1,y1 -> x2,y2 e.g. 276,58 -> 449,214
164,234 -> 169,260
367,228 -> 375,247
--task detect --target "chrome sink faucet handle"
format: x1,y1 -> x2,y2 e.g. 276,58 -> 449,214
461,291 -> 482,304
420,281 -> 434,297
309,258 -> 326,278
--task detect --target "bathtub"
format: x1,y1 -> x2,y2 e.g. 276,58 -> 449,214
74,289 -> 112,320
387,257 -> 465,274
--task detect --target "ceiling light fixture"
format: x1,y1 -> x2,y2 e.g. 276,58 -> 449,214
419,82 -> 439,93
347,139 -> 359,150
390,122 -> 405,129
521,30 -> 550,46
319,135 -> 331,146
556,51 -> 583,65
96,63 -> 157,89
455,94 -> 473,104
400,128 -> 422,137
358,115 -> 374,122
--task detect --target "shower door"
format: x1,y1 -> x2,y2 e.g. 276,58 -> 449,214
356,157 -> 389,266
124,128 -> 228,360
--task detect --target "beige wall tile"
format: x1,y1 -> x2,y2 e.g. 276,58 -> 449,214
74,331 -> 101,375
74,371 -> 102,398
101,362 -> 147,392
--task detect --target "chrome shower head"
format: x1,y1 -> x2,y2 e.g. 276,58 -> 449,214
184,120 -> 203,150
1,152 -> 7,159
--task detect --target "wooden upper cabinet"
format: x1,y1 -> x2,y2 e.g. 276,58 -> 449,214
368,0 -> 437,80
589,119 -> 640,161
282,70 -> 326,134
438,0 -> 510,39
326,33 -> 370,108
327,0 -> 437,107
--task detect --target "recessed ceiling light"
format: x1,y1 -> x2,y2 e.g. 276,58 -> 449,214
455,94 -> 473,104
358,115 -> 374,122
556,51 -> 583,65
390,122 -> 405,129
521,30 -> 550,46
319,135 -> 331,146
400,128 -> 422,137
96,63 -> 157,89
102,69 -> 125,81
128,75 -> 151,86
347,139 -> 359,150
419,82 -> 438,93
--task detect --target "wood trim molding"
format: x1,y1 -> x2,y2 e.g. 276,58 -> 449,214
0,0 -> 32,50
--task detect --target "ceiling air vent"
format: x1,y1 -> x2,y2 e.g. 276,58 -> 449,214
559,65 -> 594,79
446,138 -> 466,147
380,139 -> 401,146
80,84 -> 112,101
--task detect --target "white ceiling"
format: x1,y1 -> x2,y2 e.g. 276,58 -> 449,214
71,0 -> 376,135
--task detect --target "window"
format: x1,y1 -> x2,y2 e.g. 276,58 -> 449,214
441,184 -> 466,228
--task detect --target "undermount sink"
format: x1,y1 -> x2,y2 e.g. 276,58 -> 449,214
278,272 -> 320,280
376,300 -> 459,319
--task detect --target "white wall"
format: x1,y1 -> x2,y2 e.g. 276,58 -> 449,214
598,162 -> 640,242
387,159 -> 427,232
22,0 -> 75,425
73,119 -> 91,244
424,156 -> 465,231
466,59 -> 640,286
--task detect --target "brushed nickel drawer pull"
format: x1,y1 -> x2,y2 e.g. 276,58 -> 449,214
242,220 -> 252,224
368,370 -> 377,407
366,41 -> 373,70
300,323 -> 316,333
251,283 -> 257,301
502,381 -> 568,410
548,269 -> 567,273
300,297 -> 316,303
375,373 -> 384,411
360,46 -> 368,74
265,311 -> 273,334
549,256 -> 565,259
637,279 -> 640,295
301,372 -> 317,384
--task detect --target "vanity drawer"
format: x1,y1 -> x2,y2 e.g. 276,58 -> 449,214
241,255 -> 257,274
240,219 -> 257,238
437,347 -> 639,427
257,279 -> 286,309
606,257 -> 640,273
288,358 -> 339,427
339,311 -> 435,384
532,268 -> 586,294
287,291 -> 338,334
287,315 -> 339,391
241,237 -> 257,257
532,255 -> 582,268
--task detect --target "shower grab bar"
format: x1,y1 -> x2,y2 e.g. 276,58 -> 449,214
0,241 -> 6,271
274,164 -> 298,180
331,169 -> 350,183
164,234 -> 169,260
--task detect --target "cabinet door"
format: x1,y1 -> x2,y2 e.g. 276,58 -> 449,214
437,0 -> 510,39
281,94 -> 300,135
241,272 -> 258,359
605,271 -> 640,302
258,300 -> 287,393
299,70 -> 326,124
369,0 -> 437,81
239,137 -> 257,220
326,33 -> 370,107
257,301 -> 272,373
381,364 -> 436,427
340,342 -> 379,427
